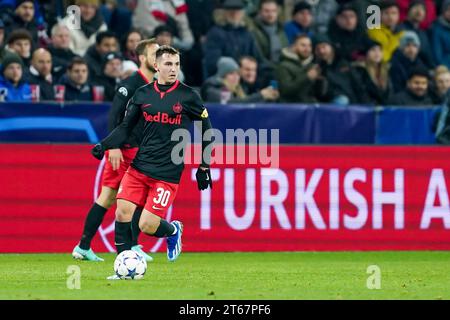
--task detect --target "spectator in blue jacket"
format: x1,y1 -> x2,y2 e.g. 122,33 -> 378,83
431,0 -> 450,69
284,2 -> 314,45
0,52 -> 31,101
389,31 -> 427,93
202,0 -> 265,78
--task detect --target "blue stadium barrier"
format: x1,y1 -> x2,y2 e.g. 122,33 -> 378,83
0,102 -> 109,143
0,102 -> 442,144
376,106 -> 441,144
0,117 -> 99,143
210,103 -> 376,144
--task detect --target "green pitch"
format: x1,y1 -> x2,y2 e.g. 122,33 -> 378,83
0,252 -> 449,300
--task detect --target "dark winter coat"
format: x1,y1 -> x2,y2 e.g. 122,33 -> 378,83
401,20 -> 436,69
276,48 -> 325,103
318,56 -> 358,103
389,88 -> 434,106
84,45 -> 104,80
389,49 -> 428,93
25,69 -> 55,101
248,17 -> 288,64
58,75 -> 94,102
203,23 -> 264,77
430,17 -> 450,69
328,19 -> 370,62
47,45 -> 78,81
350,62 -> 393,105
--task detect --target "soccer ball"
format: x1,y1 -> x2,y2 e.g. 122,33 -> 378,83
114,250 -> 147,280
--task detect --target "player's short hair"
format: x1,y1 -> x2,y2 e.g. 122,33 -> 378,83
67,57 -> 88,71
135,38 -> 158,57
155,45 -> 180,60
6,29 -> 33,45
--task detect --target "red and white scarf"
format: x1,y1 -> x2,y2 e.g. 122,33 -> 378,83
150,0 -> 188,22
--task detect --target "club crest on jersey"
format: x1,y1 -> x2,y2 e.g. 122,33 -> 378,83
172,102 -> 183,114
118,87 -> 128,97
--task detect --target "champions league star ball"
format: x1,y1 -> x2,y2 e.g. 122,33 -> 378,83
114,250 -> 147,280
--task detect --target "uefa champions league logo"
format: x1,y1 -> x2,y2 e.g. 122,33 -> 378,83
93,158 -> 173,253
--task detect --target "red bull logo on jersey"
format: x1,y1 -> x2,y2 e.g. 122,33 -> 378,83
143,111 -> 182,125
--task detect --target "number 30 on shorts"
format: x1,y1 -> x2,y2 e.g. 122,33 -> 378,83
153,187 -> 171,207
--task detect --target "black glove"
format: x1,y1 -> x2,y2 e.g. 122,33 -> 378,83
195,167 -> 212,190
91,143 -> 105,160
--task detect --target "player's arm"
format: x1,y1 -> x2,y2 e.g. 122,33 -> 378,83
107,86 -> 131,169
196,116 -> 213,168
91,99 -> 141,160
187,90 -> 214,190
108,85 -> 130,132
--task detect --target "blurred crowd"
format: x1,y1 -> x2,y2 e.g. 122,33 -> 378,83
0,0 -> 450,106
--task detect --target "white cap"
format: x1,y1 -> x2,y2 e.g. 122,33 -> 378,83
122,60 -> 138,74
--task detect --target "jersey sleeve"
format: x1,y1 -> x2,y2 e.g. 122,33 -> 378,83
108,84 -> 132,132
101,96 -> 142,150
185,89 -> 209,121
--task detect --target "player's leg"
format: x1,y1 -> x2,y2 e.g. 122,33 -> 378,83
131,207 -> 142,248
113,167 -> 151,253
72,186 -> 117,261
139,210 -> 182,262
105,198 -> 140,280
114,199 -> 136,254
129,207 -> 153,261
81,186 -> 117,249
139,211 -> 172,235
73,148 -> 128,261
111,149 -> 153,261
140,179 -> 182,261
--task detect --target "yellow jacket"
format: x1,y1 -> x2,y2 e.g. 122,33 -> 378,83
367,25 -> 404,63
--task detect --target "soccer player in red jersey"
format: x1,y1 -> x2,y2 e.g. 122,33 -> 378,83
91,46 -> 213,277
72,39 -> 160,262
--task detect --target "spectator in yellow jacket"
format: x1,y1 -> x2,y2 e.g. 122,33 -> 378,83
367,0 -> 405,63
